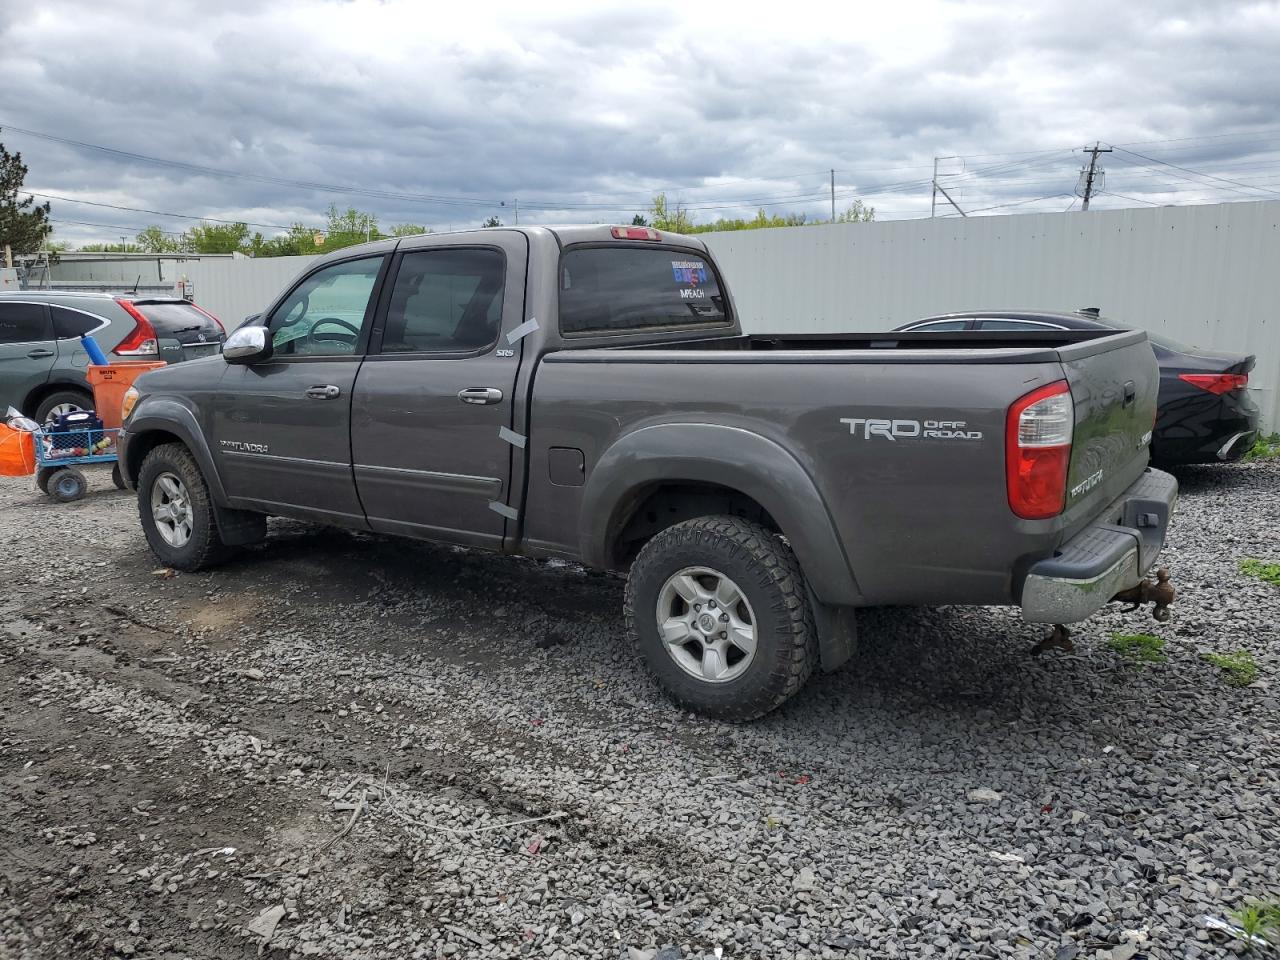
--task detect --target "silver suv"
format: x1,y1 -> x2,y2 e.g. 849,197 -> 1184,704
0,291 -> 225,421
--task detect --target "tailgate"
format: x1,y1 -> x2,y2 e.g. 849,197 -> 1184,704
1058,330 -> 1159,515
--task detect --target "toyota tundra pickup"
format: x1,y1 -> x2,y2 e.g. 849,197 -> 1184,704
118,225 -> 1177,719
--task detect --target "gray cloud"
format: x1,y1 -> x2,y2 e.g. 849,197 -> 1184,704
3,0 -> 1279,246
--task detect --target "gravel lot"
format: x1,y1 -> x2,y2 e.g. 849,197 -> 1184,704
1,459 -> 1277,960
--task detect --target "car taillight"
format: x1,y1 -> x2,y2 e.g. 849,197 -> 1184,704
610,226 -> 661,241
1006,380 -> 1074,520
112,299 -> 159,357
189,302 -> 227,336
1178,372 -> 1248,394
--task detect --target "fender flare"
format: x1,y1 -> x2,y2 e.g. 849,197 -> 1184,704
122,398 -> 229,505
580,423 -> 862,606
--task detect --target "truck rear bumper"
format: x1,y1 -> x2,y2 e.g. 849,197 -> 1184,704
1020,468 -> 1178,624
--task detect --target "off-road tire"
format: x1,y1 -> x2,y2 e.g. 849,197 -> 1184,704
48,467 -> 88,503
624,515 -> 817,721
138,442 -> 232,571
34,388 -> 93,424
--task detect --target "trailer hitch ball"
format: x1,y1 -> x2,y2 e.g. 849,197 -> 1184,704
1112,567 -> 1175,622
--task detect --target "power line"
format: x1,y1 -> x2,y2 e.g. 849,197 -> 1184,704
1112,147 -> 1280,199
29,191 -> 317,231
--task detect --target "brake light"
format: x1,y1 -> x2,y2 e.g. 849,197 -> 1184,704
1178,373 -> 1248,394
189,302 -> 227,336
610,226 -> 661,241
1006,380 -> 1074,519
112,299 -> 159,357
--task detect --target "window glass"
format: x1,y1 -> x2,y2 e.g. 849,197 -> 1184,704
381,249 -> 505,353
559,247 -> 729,336
977,319 -> 1063,331
0,302 -> 49,344
908,319 -> 970,331
267,257 -> 382,357
51,306 -> 104,339
131,301 -> 224,344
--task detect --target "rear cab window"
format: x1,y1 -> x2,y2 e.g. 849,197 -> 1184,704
129,300 -> 224,345
558,246 -> 731,337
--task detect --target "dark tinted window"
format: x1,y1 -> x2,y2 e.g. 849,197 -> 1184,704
51,306 -> 104,339
909,319 -> 970,331
132,301 -> 224,344
559,247 -> 729,336
0,302 -> 49,344
977,319 -> 1065,331
381,248 -> 505,353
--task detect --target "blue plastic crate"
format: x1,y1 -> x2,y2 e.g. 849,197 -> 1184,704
34,426 -> 120,467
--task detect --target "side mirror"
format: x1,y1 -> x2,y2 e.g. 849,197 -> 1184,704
223,325 -> 273,365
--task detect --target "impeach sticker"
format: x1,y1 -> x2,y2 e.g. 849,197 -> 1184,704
671,259 -> 708,285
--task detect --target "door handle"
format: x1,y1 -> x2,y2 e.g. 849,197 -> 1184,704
1123,381 -> 1137,406
457,387 -> 503,405
27,348 -> 55,359
306,384 -> 341,400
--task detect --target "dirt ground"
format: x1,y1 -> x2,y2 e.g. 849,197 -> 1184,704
1,461 -> 1277,960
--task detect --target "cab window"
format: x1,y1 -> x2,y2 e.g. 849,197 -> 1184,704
380,248 -> 505,353
267,257 -> 383,357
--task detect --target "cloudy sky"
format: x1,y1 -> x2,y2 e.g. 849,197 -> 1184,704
4,0 -> 1280,246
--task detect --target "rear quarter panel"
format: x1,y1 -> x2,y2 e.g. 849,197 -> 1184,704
525,351 -> 1078,606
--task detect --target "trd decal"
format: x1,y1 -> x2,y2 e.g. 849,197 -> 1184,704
839,417 -> 983,441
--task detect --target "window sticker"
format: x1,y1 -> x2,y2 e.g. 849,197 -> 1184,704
670,259 -> 708,285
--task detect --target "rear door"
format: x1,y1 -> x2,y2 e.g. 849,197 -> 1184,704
350,232 -> 527,549
211,253 -> 389,525
127,299 -> 226,362
0,300 -> 56,415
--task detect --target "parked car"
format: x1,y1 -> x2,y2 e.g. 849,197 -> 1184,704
0,291 -> 226,422
896,311 -> 1259,465
118,226 -> 1177,719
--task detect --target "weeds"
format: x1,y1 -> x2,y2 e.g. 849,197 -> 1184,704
1240,558 -> 1280,587
1201,650 -> 1259,687
1231,900 -> 1280,948
1243,433 -> 1280,461
1107,632 -> 1167,663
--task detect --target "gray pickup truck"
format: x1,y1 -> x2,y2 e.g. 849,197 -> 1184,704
118,225 -> 1178,719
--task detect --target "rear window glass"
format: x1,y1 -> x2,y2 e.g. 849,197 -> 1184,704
559,247 -> 730,336
51,306 -> 105,339
131,301 -> 223,338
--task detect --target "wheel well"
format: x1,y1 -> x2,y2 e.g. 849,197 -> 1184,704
23,382 -> 92,418
123,430 -> 185,485
610,482 -> 780,568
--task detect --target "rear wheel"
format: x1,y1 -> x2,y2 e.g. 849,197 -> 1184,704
624,516 -> 817,720
138,443 -> 231,570
48,467 -> 88,503
36,466 -> 59,495
34,389 -> 93,424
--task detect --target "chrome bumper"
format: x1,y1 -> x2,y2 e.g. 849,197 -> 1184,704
1021,469 -> 1178,624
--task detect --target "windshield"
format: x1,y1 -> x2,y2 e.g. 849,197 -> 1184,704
558,246 -> 730,336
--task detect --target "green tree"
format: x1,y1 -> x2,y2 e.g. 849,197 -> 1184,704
390,223 -> 430,237
184,221 -> 250,253
0,131 -> 52,254
631,213 -> 649,226
481,216 -> 503,228
834,199 -> 875,223
323,204 -> 381,249
79,242 -> 144,252
135,225 -> 187,253
648,193 -> 694,233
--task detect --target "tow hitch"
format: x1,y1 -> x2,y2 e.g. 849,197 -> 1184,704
1111,567 -> 1175,623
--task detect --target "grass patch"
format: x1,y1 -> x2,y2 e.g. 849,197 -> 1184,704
1201,650 -> 1259,687
1107,632 -> 1167,663
1231,900 -> 1280,947
1243,432 -> 1280,461
1240,558 -> 1280,586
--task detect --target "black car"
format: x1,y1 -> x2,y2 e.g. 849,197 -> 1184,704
896,310 -> 1259,466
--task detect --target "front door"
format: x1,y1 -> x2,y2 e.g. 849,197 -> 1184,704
212,253 -> 389,526
0,301 -> 55,416
351,233 -> 527,549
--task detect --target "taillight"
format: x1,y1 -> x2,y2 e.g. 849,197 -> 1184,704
112,299 -> 159,357
1006,380 -> 1073,520
610,226 -> 661,241
189,302 -> 227,336
1178,372 -> 1248,394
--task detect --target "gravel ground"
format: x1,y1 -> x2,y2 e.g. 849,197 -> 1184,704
0,459 -> 1277,960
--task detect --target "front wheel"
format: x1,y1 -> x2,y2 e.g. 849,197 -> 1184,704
137,443 -> 231,571
624,516 -> 817,721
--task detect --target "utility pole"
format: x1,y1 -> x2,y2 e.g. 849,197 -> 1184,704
514,199 -> 519,225
830,169 -> 835,220
931,157 -> 938,218
1079,141 -> 1113,211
